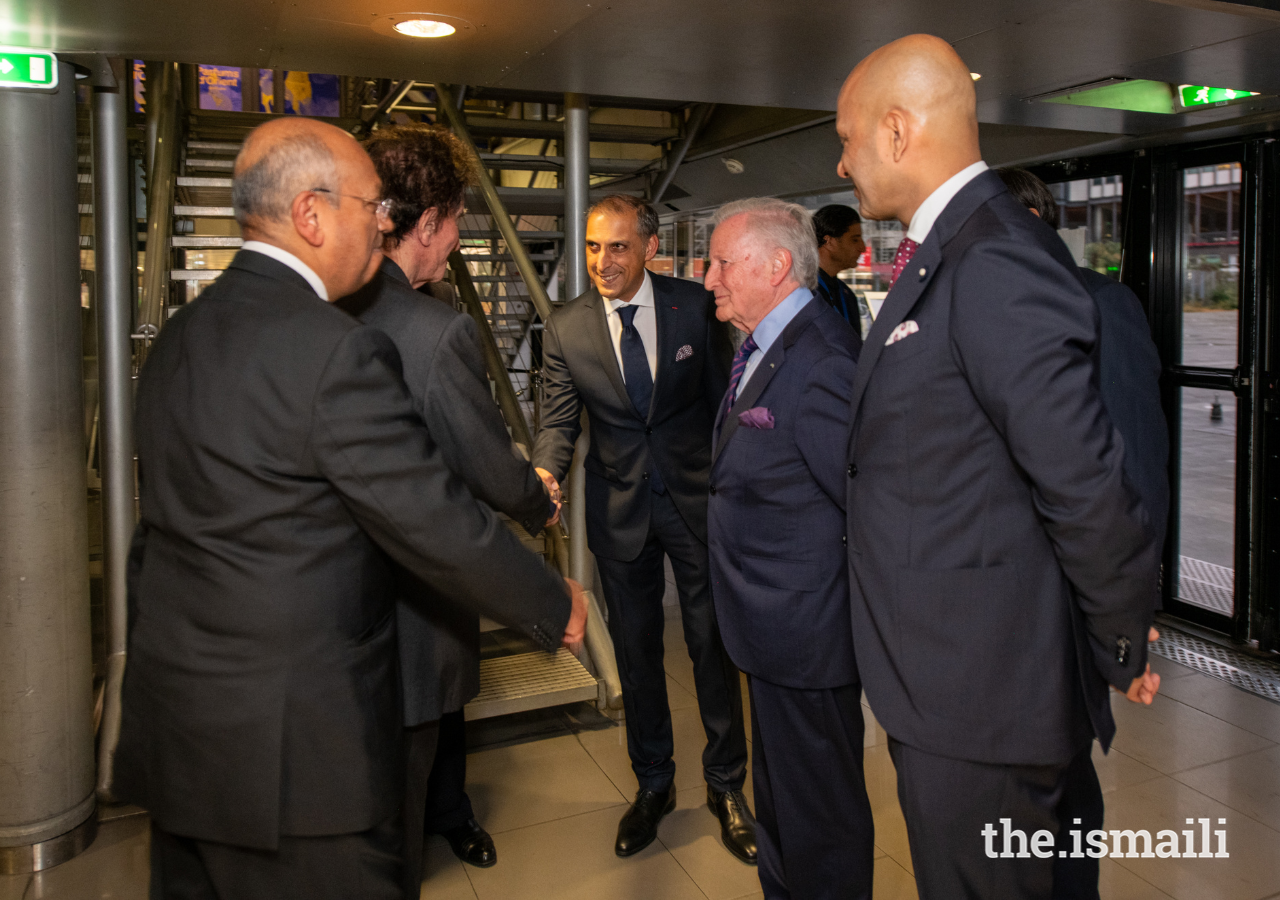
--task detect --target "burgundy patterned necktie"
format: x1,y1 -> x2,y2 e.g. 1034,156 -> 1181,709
717,334 -> 758,428
891,237 -> 920,285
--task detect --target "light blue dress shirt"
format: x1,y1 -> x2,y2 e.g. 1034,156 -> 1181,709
738,286 -> 812,394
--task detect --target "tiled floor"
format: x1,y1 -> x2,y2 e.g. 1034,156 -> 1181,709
4,618 -> 1280,900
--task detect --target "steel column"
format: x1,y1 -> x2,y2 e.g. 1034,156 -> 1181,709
563,93 -> 590,302
138,62 -> 180,337
91,57 -> 137,802
0,59 -> 98,871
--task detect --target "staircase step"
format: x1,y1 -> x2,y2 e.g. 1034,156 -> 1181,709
177,176 -> 233,189
458,253 -> 556,262
479,153 -> 650,176
186,158 -> 235,171
187,140 -> 243,154
173,236 -> 243,248
466,117 -> 677,144
464,649 -> 599,721
460,230 -> 562,241
171,269 -> 225,281
175,205 -> 236,218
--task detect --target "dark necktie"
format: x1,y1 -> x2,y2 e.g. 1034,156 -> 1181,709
717,334 -> 759,429
891,237 -> 920,285
617,304 -> 665,494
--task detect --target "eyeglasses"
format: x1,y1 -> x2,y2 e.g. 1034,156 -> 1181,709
310,188 -> 394,221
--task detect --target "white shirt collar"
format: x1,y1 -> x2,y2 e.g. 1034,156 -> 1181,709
241,240 -> 329,301
905,161 -> 989,245
607,270 -> 654,312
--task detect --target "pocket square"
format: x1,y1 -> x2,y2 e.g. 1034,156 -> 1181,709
675,344 -> 694,362
738,407 -> 774,429
885,320 -> 919,346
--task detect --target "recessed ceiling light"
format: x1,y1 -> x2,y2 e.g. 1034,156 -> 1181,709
971,72 -> 982,81
393,18 -> 456,37
723,158 -> 745,174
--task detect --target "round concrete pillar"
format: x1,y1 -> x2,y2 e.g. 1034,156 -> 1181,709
0,59 -> 98,873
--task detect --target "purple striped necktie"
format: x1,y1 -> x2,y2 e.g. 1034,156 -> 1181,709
718,335 -> 758,427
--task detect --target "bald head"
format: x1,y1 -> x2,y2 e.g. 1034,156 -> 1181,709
835,34 -> 982,225
232,117 -> 391,300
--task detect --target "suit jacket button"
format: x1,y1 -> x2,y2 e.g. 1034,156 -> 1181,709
709,484 -> 717,496
642,472 -> 650,480
847,463 -> 858,478
645,427 -> 652,435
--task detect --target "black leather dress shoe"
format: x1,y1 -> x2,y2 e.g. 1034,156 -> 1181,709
707,787 -> 758,865
441,818 -> 497,868
615,785 -> 677,857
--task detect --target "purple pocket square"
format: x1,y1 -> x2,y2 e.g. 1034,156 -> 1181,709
738,407 -> 774,429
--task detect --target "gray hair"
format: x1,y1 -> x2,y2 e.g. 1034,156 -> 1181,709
713,197 -> 819,289
232,133 -> 339,226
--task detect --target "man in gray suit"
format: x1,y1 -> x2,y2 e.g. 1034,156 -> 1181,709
340,124 -> 561,895
118,118 -> 586,900
834,36 -> 1160,899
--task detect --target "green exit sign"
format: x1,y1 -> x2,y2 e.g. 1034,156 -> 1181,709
0,47 -> 57,90
1178,84 -> 1258,109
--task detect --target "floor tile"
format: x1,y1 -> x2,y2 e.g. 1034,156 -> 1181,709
1109,693 -> 1274,774
466,732 -> 628,835
1093,742 -> 1164,794
1173,744 -> 1280,833
0,875 -> 29,900
417,834 -> 479,900
17,815 -> 149,900
667,673 -> 699,712
657,786 -> 763,900
464,805 -> 706,900
575,716 -> 640,798
1098,857 -> 1175,899
864,701 -> 888,748
1104,775 -> 1280,900
1158,674 -> 1280,744
1149,654 -> 1202,682
872,855 -> 918,900
864,743 -> 914,876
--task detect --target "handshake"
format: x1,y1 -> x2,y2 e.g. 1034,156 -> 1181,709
535,465 -> 587,653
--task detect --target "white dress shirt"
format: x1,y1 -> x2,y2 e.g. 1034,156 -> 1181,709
604,270 -> 658,382
241,240 -> 329,301
905,161 -> 989,245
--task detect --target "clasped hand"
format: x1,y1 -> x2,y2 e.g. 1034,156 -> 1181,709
536,467 -> 562,528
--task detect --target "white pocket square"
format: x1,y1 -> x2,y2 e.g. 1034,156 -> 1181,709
675,344 -> 694,361
885,320 -> 919,346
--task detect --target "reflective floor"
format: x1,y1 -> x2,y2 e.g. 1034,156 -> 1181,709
4,611 -> 1280,900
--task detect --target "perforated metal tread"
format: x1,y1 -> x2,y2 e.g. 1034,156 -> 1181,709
1150,629 -> 1280,704
1177,556 -> 1234,615
464,649 -> 599,721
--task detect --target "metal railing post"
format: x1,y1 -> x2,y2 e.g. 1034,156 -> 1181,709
137,62 -> 180,337
91,57 -> 138,801
563,93 -> 590,303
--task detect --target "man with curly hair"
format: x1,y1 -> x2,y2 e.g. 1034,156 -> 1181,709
341,124 -> 561,897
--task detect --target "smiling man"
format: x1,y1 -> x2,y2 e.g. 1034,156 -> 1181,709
531,194 -> 755,863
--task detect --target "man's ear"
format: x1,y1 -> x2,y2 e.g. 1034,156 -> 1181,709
291,191 -> 324,248
884,108 -> 910,164
415,207 -> 441,245
643,232 -> 659,263
769,249 -> 793,287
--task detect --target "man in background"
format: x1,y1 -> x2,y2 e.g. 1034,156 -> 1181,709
341,124 -> 562,896
532,195 -> 755,863
706,197 -> 873,900
118,117 -> 585,899
813,203 -> 873,343
834,35 -> 1160,899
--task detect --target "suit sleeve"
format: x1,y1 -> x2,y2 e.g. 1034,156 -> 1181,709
421,314 -> 552,536
950,241 -> 1157,691
530,312 -> 582,483
795,353 -> 857,509
309,325 -> 569,650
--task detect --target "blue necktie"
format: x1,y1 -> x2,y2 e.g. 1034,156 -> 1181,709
717,334 -> 758,430
617,304 -> 665,494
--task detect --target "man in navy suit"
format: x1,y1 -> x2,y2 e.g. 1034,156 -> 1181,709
532,195 -> 754,862
834,35 -> 1162,899
705,197 -> 872,900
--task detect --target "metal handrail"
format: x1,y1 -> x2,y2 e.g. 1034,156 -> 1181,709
137,62 -> 181,337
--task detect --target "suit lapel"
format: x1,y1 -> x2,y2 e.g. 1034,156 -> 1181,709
648,276 -> 680,424
713,296 -> 825,464
582,290 -> 632,413
844,170 -> 1009,451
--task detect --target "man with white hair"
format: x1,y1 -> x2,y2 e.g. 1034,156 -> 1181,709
705,198 -> 871,900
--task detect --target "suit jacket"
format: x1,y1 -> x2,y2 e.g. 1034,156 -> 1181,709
531,273 -> 732,561
1080,267 -> 1169,556
708,296 -> 860,689
845,171 -> 1158,766
116,250 -> 569,850
815,268 -> 868,350
340,258 -> 552,725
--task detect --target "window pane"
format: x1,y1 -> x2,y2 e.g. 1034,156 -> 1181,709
1175,386 -> 1237,616
1047,176 -> 1123,281
1180,162 -> 1242,365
